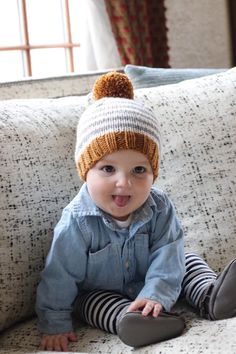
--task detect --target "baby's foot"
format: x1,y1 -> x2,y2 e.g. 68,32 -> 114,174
199,259 -> 236,320
117,311 -> 185,347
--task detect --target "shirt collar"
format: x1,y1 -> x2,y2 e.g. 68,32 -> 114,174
71,183 -> 166,225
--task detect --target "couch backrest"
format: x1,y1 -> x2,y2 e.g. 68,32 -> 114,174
0,69 -> 123,100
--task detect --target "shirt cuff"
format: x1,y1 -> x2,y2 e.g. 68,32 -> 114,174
37,310 -> 73,334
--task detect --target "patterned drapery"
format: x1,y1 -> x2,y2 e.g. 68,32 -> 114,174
105,0 -> 169,67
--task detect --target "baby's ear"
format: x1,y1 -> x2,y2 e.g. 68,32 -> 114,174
92,71 -> 134,100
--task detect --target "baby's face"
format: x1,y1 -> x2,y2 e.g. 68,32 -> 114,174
86,149 -> 154,221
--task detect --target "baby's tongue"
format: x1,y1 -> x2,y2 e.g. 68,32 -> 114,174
113,195 -> 130,207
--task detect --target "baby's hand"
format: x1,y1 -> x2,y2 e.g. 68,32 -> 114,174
40,331 -> 77,352
127,298 -> 163,318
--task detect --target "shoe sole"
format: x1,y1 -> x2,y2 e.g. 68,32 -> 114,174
117,311 -> 185,347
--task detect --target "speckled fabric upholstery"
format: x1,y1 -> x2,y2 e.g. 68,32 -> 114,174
137,68 -> 236,271
0,68 -> 236,353
0,97 -> 86,332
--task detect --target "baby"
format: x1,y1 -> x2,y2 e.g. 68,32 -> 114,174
36,72 -> 236,351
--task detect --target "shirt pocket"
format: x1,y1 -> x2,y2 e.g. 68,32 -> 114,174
134,234 -> 150,279
85,243 -> 123,290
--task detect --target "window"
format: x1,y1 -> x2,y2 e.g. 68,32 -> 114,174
0,0 -> 82,80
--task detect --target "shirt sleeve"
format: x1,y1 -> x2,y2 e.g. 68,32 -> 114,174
35,208 -> 88,334
136,192 -> 186,311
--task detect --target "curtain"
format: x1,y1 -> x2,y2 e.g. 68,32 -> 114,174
104,0 -> 169,67
78,0 -> 122,72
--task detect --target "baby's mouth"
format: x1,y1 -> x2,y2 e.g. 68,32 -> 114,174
112,195 -> 130,207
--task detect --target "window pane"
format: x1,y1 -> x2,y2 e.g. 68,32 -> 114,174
69,0 -> 83,43
26,0 -> 65,44
73,47 -> 85,73
0,0 -> 22,46
0,51 -> 24,81
31,48 -> 67,76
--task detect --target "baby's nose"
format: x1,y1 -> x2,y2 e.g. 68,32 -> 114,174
116,173 -> 131,188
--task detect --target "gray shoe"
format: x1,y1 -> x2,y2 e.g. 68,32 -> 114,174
117,311 -> 185,347
200,259 -> 236,320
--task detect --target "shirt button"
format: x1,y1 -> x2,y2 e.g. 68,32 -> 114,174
128,287 -> 133,294
125,261 -> 129,269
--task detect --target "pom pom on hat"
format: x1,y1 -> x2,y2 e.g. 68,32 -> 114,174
93,71 -> 134,100
75,71 -> 161,181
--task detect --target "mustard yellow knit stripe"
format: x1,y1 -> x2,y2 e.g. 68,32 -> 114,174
76,131 -> 159,181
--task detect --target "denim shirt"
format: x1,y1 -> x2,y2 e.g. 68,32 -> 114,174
36,184 -> 185,334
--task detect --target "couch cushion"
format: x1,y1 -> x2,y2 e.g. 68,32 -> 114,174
134,67 -> 236,270
125,64 -> 226,89
0,97 -> 86,331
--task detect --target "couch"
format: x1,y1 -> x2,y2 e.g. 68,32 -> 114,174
0,65 -> 235,354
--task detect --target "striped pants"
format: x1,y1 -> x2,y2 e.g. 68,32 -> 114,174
75,253 -> 217,334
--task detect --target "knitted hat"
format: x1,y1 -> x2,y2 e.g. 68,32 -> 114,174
75,72 -> 161,181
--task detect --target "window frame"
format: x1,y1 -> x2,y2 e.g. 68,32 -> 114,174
0,0 -> 80,77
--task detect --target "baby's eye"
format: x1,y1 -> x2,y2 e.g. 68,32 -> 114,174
133,166 -> 146,174
101,165 -> 115,173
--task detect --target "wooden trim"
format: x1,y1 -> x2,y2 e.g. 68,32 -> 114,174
228,0 -> 236,66
0,43 -> 80,51
21,0 -> 32,75
64,0 -> 74,72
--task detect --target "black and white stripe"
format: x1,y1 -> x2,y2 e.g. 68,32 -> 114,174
182,253 -> 217,308
76,290 -> 131,334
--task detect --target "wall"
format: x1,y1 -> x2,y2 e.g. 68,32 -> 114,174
166,0 -> 232,68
